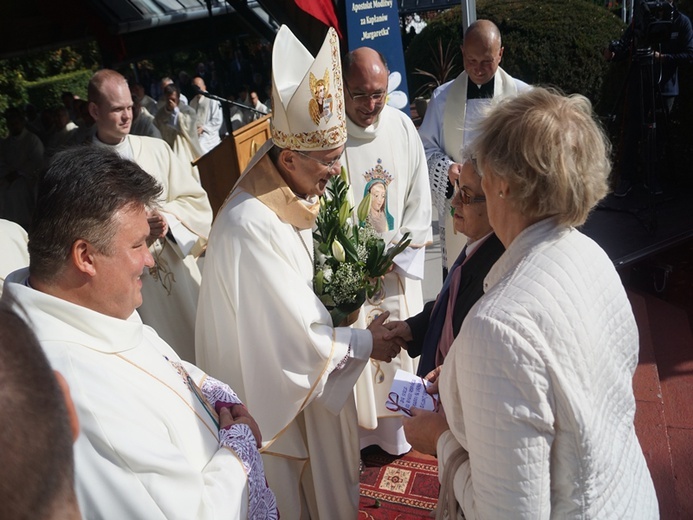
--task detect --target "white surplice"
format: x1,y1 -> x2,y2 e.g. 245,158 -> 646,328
196,144 -> 371,519
418,68 -> 529,268
95,135 -> 213,363
190,94 -> 223,154
2,269 -> 258,520
343,105 -> 432,455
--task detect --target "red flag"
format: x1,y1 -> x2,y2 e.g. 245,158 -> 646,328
295,0 -> 343,39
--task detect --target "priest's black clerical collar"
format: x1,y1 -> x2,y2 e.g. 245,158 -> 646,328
467,76 -> 494,99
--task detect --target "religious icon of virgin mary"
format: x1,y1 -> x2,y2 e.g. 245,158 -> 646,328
361,159 -> 394,233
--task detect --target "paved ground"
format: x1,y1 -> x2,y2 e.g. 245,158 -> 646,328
422,217 -> 443,304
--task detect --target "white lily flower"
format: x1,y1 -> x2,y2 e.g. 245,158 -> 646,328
332,240 -> 346,262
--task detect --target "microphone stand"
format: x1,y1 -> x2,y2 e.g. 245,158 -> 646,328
193,88 -> 268,136
193,88 -> 267,115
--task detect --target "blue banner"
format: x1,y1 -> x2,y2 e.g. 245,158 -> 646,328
344,0 -> 410,115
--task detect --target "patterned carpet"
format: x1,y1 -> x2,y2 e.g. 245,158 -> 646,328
359,448 -> 439,519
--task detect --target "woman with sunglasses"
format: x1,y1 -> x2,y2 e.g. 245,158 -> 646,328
386,153 -> 504,378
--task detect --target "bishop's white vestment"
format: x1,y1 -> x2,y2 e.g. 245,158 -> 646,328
95,134 -> 213,362
3,268 -> 277,520
343,105 -> 432,454
196,144 -> 372,519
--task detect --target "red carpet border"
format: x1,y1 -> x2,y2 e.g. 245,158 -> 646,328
359,449 -> 439,519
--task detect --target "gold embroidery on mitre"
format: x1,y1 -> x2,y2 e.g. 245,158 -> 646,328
272,125 -> 347,150
330,29 -> 346,141
271,28 -> 346,151
308,69 -> 333,125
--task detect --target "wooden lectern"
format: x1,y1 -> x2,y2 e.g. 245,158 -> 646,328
194,114 -> 272,218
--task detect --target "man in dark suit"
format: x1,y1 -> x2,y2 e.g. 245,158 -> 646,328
386,158 -> 504,377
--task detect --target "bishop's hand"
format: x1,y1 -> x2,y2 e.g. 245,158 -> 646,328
369,311 -> 407,362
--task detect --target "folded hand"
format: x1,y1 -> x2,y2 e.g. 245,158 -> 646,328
219,404 -> 263,448
146,210 -> 168,246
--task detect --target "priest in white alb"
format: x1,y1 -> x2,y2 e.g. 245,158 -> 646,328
88,69 -> 213,363
191,76 -> 223,155
195,26 -> 405,519
155,82 -> 205,183
2,146 -> 276,519
341,47 -> 432,455
418,20 -> 529,275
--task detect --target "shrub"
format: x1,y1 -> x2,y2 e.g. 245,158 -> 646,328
405,0 -> 626,112
24,70 -> 93,111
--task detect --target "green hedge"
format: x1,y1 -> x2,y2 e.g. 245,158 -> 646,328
405,0 -> 626,113
24,70 -> 92,111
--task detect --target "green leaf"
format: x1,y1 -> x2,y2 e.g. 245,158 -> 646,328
315,269 -> 324,294
336,228 -> 360,263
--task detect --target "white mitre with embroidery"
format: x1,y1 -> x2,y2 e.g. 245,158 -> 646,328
271,25 -> 347,151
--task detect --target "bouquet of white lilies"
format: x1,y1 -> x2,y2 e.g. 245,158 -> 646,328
313,168 -> 411,326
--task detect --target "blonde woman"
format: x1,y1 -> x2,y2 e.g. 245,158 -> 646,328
404,88 -> 658,519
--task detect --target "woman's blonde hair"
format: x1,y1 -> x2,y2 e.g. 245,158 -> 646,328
471,87 -> 610,227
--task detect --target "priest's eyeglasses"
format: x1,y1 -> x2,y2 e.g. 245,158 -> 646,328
455,180 -> 486,205
345,83 -> 387,104
293,149 -> 340,171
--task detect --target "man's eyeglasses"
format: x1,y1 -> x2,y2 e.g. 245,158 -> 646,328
293,149 -> 341,171
455,180 -> 486,205
345,83 -> 387,104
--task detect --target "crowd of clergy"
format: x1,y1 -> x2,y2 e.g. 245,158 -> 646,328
0,71 -> 271,231
0,17 -> 661,520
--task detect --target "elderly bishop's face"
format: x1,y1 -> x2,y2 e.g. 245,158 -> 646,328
283,145 -> 345,198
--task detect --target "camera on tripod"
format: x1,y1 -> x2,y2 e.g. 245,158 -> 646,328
609,0 -> 674,54
634,0 -> 674,48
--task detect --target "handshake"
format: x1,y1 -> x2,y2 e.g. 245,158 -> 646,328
366,311 -> 414,363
